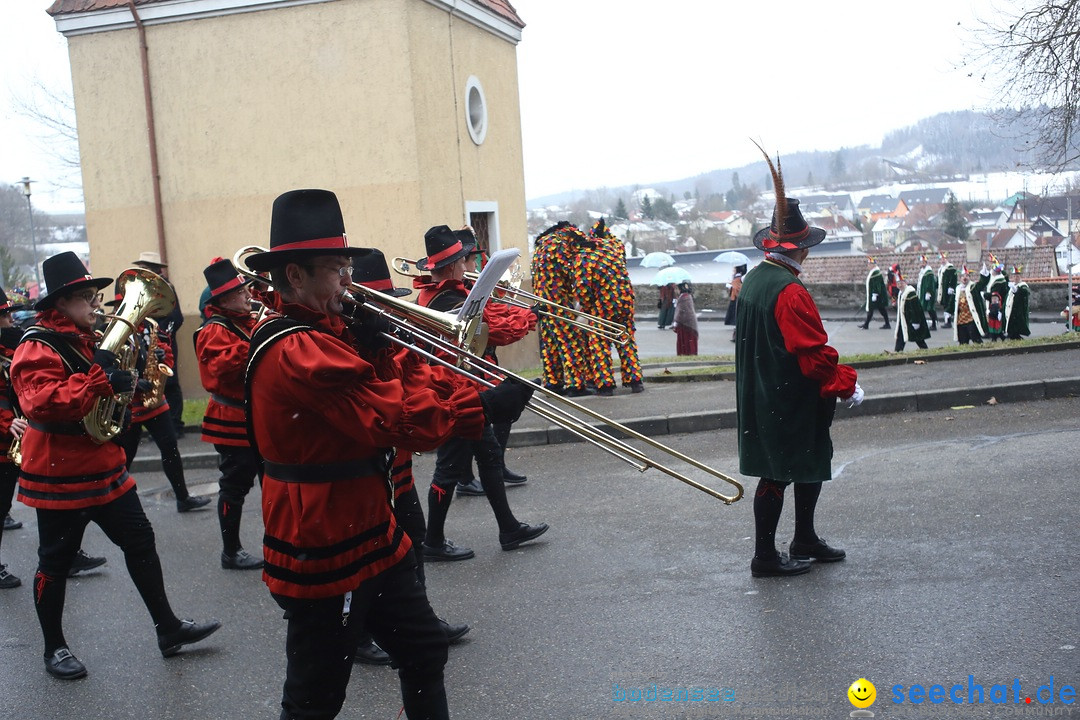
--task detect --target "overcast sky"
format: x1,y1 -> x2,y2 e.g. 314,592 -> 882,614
1,0 -> 1003,211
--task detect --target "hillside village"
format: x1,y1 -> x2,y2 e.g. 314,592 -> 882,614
528,184 -> 1080,279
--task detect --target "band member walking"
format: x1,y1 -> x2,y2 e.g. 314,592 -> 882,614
12,251 -> 220,679
859,257 -> 890,329
0,287 -> 29,589
894,273 -> 931,352
243,190 -> 533,719
193,257 -> 264,570
412,224 -> 548,562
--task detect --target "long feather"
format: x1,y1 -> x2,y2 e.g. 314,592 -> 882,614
751,139 -> 786,233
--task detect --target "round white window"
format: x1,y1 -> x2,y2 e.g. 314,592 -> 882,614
465,76 -> 488,145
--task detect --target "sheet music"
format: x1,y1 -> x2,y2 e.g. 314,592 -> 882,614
457,248 -> 521,323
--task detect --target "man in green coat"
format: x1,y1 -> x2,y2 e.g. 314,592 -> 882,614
1005,266 -> 1031,340
894,274 -> 931,351
737,146 -> 861,579
937,253 -> 957,328
858,257 -> 890,329
917,255 -> 939,331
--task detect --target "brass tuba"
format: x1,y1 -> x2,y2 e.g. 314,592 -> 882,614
84,268 -> 176,444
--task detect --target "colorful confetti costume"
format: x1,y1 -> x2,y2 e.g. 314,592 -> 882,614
531,223 -> 591,391
588,220 -> 643,387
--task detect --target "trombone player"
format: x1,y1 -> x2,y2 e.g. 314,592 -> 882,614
242,190 -> 533,720
11,251 -> 220,679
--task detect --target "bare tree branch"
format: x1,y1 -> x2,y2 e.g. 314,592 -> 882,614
966,0 -> 1080,170
10,78 -> 83,192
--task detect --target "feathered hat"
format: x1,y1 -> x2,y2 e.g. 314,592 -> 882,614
750,141 -> 826,252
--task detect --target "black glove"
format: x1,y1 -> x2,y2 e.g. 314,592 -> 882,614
656,300 -> 662,309
529,304 -> 542,321
154,347 -> 166,362
104,368 -> 135,394
136,378 -> 153,393
348,308 -> 392,353
93,348 -> 119,371
479,379 -> 535,425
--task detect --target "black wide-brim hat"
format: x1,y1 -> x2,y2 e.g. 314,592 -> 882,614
35,251 -> 113,311
353,249 -> 411,297
752,198 -> 827,252
416,225 -> 477,272
204,257 -> 251,299
245,189 -> 372,272
0,287 -> 27,313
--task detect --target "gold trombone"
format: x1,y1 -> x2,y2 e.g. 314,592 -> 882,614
231,246 -> 742,504
391,256 -> 631,347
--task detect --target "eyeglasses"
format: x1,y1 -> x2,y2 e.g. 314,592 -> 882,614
73,291 -> 104,304
311,263 -> 353,278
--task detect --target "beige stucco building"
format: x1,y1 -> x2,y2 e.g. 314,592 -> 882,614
48,0 -> 531,390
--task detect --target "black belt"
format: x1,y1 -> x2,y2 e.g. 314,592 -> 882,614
29,420 -> 88,436
211,393 -> 245,410
263,455 -> 390,484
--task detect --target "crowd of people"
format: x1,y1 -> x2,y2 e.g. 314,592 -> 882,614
862,254 -> 1033,351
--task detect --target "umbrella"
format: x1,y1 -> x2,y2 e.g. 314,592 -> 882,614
652,266 -> 692,286
641,251 -> 675,268
713,250 -> 750,265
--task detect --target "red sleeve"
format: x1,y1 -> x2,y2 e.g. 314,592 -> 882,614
11,342 -> 114,421
482,302 -> 536,347
269,332 -> 484,452
195,323 -> 249,394
774,283 -> 857,399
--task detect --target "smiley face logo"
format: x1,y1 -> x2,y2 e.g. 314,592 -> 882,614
848,678 -> 876,709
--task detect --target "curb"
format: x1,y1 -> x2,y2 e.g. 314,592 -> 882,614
503,377 -> 1080,449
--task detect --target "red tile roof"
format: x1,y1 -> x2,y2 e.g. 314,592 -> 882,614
49,0 -> 525,25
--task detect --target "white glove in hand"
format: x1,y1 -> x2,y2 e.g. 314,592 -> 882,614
845,383 -> 864,408
925,292 -> 932,301
912,323 -> 921,329
980,263 -> 989,277
871,293 -> 878,302
948,288 -> 955,295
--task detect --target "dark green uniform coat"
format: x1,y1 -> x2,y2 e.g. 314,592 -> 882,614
1005,281 -> 1031,339
896,285 -> 931,343
736,260 -> 851,483
917,267 -> 937,313
865,268 -> 888,313
937,264 -> 957,312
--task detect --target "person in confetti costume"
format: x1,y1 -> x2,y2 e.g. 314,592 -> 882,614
531,222 -> 592,396
589,219 -> 644,393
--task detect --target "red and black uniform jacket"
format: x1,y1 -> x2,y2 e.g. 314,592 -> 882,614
247,292 -> 485,599
194,308 -> 257,447
129,320 -> 173,424
11,310 -> 135,510
0,332 -> 21,461
412,277 -> 536,357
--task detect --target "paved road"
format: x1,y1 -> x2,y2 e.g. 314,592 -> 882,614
1,396 -> 1076,718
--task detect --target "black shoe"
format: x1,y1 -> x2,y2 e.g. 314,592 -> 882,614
439,618 -> 470,644
221,548 -> 264,570
858,324 -> 868,330
502,467 -> 527,485
596,386 -> 614,397
177,495 -> 212,513
0,564 -> 21,589
629,381 -> 644,394
68,549 -> 107,577
3,513 -> 22,531
750,553 -> 812,578
565,386 -> 593,397
788,538 -> 846,563
455,479 -> 485,496
422,539 -> 475,562
44,647 -> 87,680
499,522 -> 549,551
353,639 -> 391,666
158,618 -> 222,658
880,324 -> 891,329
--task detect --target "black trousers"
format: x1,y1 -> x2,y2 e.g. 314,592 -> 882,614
33,487 -> 179,654
394,483 -> 427,586
119,411 -> 191,501
164,374 -> 184,434
215,444 -> 261,555
0,461 -> 17,560
957,322 -> 983,345
273,560 -> 449,720
863,305 -> 889,326
894,334 -> 928,352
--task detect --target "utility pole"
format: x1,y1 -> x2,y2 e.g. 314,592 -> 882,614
19,177 -> 43,294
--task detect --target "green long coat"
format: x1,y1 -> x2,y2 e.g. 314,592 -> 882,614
1005,282 -> 1031,338
736,261 -> 836,483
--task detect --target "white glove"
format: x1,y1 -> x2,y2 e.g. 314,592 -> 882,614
871,293 -> 878,302
925,292 -> 932,301
912,323 -> 921,329
980,263 -> 989,277
948,288 -> 955,295
844,383 -> 864,408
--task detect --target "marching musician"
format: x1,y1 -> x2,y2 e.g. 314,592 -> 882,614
242,190 -> 532,719
350,249 -> 470,666
110,287 -> 210,513
192,258 -> 263,570
0,287 -> 28,589
131,252 -> 187,436
412,224 -> 547,562
11,251 -> 220,680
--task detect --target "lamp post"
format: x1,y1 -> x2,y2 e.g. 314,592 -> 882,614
19,177 -> 43,295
